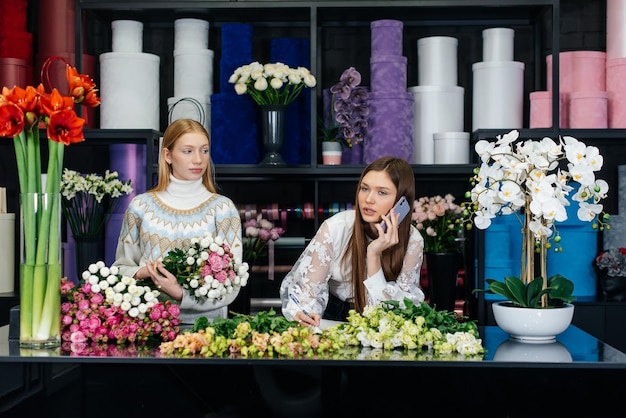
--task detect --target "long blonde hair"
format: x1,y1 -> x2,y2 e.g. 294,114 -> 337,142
152,119 -> 216,193
345,156 -> 415,313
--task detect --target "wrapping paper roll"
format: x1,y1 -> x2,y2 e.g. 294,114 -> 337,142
472,61 -> 524,130
111,20 -> 143,53
607,0 -> 626,60
175,18 -> 209,50
99,52 -> 160,129
529,91 -> 567,128
210,93 -> 259,164
219,24 -> 253,91
36,0 -> 75,56
0,30 -> 32,61
547,51 -> 606,93
364,91 -> 414,164
0,214 -> 15,293
482,28 -> 515,61
417,36 -> 458,86
568,91 -> 608,129
370,19 -> 403,57
370,55 -> 407,92
434,132 -> 469,164
270,38 -> 311,165
408,85 -> 464,164
0,0 -> 27,32
174,49 -> 214,97
607,57 -> 626,127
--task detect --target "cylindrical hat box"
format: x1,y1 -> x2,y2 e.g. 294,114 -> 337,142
529,91 -> 567,128
607,57 -> 626,128
99,52 -> 160,129
568,91 -> 608,129
111,20 -> 143,53
174,49 -> 214,97
547,51 -> 606,93
607,0 -> 626,60
370,19 -> 403,57
370,55 -> 407,92
472,61 -> 525,130
0,57 -> 31,89
417,36 -> 458,86
175,18 -> 209,50
434,132 -> 469,164
168,96 -> 211,133
482,28 -> 515,61
364,91 -> 414,164
408,85 -> 464,164
0,213 -> 15,293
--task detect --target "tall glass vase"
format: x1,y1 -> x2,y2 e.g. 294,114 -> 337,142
19,192 -> 62,348
259,104 -> 286,165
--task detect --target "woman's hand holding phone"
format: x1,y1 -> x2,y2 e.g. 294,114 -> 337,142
380,196 -> 410,232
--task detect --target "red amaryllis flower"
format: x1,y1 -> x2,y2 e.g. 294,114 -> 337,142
66,65 -> 100,107
0,103 -> 25,137
47,109 -> 85,145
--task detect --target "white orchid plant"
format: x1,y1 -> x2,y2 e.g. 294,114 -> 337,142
463,129 -> 610,308
229,61 -> 317,106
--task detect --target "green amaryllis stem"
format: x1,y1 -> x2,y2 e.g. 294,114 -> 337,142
19,264 -> 34,340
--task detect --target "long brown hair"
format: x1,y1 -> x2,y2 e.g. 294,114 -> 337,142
344,156 -> 415,312
152,119 -> 217,193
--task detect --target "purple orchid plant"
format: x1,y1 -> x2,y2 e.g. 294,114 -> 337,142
320,67 -> 369,148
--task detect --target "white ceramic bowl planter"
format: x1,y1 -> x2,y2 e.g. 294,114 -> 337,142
492,301 -> 575,342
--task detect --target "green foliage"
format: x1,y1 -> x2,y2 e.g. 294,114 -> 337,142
191,308 -> 298,337
474,274 -> 576,308
381,298 -> 478,334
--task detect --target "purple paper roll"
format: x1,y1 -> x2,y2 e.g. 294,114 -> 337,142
371,19 -> 403,57
370,55 -> 407,93
364,91 -> 414,164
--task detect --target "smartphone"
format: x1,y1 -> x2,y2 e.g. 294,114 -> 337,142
380,196 -> 410,232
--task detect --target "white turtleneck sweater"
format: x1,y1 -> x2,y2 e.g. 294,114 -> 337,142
113,175 -> 243,324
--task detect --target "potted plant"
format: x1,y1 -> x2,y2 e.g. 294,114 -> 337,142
411,194 -> 464,312
319,67 -> 368,164
593,248 -> 626,301
462,130 -> 610,340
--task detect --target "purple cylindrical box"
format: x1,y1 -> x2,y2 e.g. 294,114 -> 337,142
371,19 -> 403,57
370,55 -> 407,92
364,91 -> 414,164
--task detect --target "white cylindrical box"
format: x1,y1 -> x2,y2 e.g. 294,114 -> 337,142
99,52 -> 160,129
434,132 -> 470,164
482,28 -> 515,61
408,85 -> 464,164
174,49 -> 214,97
111,20 -> 143,53
167,96 -> 212,133
417,36 -> 458,86
0,213 -> 15,293
175,18 -> 209,50
472,61 -> 525,130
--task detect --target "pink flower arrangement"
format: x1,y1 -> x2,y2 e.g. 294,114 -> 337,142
412,194 -> 464,253
243,216 -> 285,264
60,262 -> 180,353
162,235 -> 250,303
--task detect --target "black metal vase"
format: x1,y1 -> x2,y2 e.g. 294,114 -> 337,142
599,274 -> 626,301
426,252 -> 461,312
74,235 -> 105,276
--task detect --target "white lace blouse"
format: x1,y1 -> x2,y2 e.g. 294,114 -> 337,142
279,210 -> 425,320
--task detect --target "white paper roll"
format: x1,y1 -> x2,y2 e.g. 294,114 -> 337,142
0,213 -> 15,293
417,36 -> 458,86
99,52 -> 160,129
434,132 -> 470,164
174,49 -> 214,98
111,20 -> 143,53
483,28 -> 515,61
408,85 -> 464,164
472,61 -> 524,130
167,96 -> 212,133
175,18 -> 209,50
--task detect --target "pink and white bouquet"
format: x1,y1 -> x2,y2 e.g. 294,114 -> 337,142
243,215 -> 285,264
162,235 -> 250,304
60,261 -> 181,352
